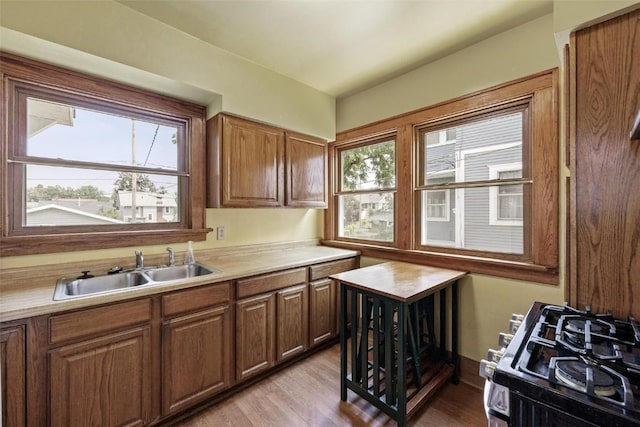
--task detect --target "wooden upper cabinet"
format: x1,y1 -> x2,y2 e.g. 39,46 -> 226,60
569,9 -> 640,318
207,113 -> 327,208
285,132 -> 328,208
222,115 -> 285,207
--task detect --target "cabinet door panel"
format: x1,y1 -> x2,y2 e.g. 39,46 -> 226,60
50,327 -> 152,427
1,327 -> 25,427
276,284 -> 308,361
309,279 -> 336,346
162,305 -> 232,415
236,294 -> 275,382
222,116 -> 284,207
285,132 -> 327,207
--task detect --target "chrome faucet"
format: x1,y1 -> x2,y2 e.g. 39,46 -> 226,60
166,247 -> 175,266
135,250 -> 144,269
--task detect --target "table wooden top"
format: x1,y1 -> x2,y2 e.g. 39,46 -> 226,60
329,261 -> 467,303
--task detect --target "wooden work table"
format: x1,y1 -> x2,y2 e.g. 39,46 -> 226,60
330,261 -> 467,426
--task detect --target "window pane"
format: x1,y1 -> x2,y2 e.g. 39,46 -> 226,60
423,111 -> 523,185
25,164 -> 179,226
425,190 -> 450,221
341,139 -> 395,190
27,98 -> 180,171
421,186 -> 523,254
338,192 -> 394,242
498,184 -> 523,220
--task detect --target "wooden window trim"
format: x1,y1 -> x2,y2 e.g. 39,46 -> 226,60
324,69 -> 559,284
0,53 -> 211,256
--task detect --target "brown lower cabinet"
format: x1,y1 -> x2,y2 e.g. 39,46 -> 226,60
235,268 -> 309,381
50,327 -> 153,427
235,292 -> 276,381
48,299 -> 155,427
309,278 -> 336,346
162,283 -> 233,416
0,326 -> 25,427
276,284 -> 308,361
6,255 -> 359,426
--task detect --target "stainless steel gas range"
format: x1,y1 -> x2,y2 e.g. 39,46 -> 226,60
480,302 -> 640,426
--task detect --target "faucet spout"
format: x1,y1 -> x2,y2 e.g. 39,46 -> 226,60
166,247 -> 175,266
135,250 -> 144,269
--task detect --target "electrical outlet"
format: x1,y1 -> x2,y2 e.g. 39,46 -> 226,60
216,226 -> 225,240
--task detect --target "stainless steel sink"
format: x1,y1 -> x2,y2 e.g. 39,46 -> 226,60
53,263 -> 221,300
143,263 -> 218,282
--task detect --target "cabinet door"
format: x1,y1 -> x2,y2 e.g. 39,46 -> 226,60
309,279 -> 336,346
276,284 -> 308,361
285,132 -> 327,208
236,293 -> 275,382
0,327 -> 25,427
50,327 -> 152,427
162,305 -> 232,416
222,115 -> 284,207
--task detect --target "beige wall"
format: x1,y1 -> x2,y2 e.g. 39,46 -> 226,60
0,0 -> 335,139
336,13 -> 559,131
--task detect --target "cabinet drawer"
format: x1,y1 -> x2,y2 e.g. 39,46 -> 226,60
49,298 -> 152,345
309,257 -> 359,281
163,282 -> 231,317
237,268 -> 307,299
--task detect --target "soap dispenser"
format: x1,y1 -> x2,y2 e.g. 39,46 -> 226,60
184,241 -> 196,265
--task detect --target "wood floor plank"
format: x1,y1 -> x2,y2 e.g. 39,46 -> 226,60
176,343 -> 486,426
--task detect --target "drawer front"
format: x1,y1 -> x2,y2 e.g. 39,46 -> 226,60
237,268 -> 307,299
309,257 -> 359,281
49,298 -> 152,345
163,282 -> 231,317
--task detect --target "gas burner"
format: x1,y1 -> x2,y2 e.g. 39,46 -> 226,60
566,319 -> 604,334
554,360 -> 616,397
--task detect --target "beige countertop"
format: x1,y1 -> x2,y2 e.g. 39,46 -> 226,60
0,244 -> 359,323
330,261 -> 466,303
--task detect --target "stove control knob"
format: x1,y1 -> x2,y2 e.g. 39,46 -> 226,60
487,348 -> 505,362
509,319 -> 522,334
498,332 -> 513,348
511,313 -> 524,322
479,359 -> 497,378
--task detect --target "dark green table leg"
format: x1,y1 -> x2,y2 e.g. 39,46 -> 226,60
451,281 -> 459,384
340,284 -> 348,401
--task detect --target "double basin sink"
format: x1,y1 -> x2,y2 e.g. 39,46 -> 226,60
53,262 -> 221,300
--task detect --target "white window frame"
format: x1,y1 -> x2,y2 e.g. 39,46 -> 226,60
423,189 -> 450,222
489,162 -> 523,226
425,129 -> 457,147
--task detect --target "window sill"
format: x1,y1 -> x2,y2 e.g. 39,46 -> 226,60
0,229 -> 212,257
321,239 -> 559,285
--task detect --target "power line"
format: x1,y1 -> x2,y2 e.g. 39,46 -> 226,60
143,124 -> 160,167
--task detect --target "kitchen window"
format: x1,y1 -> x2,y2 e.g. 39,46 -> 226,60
336,137 -> 396,244
326,69 -> 558,284
417,109 -> 528,256
0,53 -> 209,256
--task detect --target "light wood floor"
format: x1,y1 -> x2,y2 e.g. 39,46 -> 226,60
177,343 -> 487,426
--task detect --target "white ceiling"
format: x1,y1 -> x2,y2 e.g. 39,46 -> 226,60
118,0 -> 553,98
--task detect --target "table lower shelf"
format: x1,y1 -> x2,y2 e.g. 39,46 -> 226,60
345,359 -> 454,422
